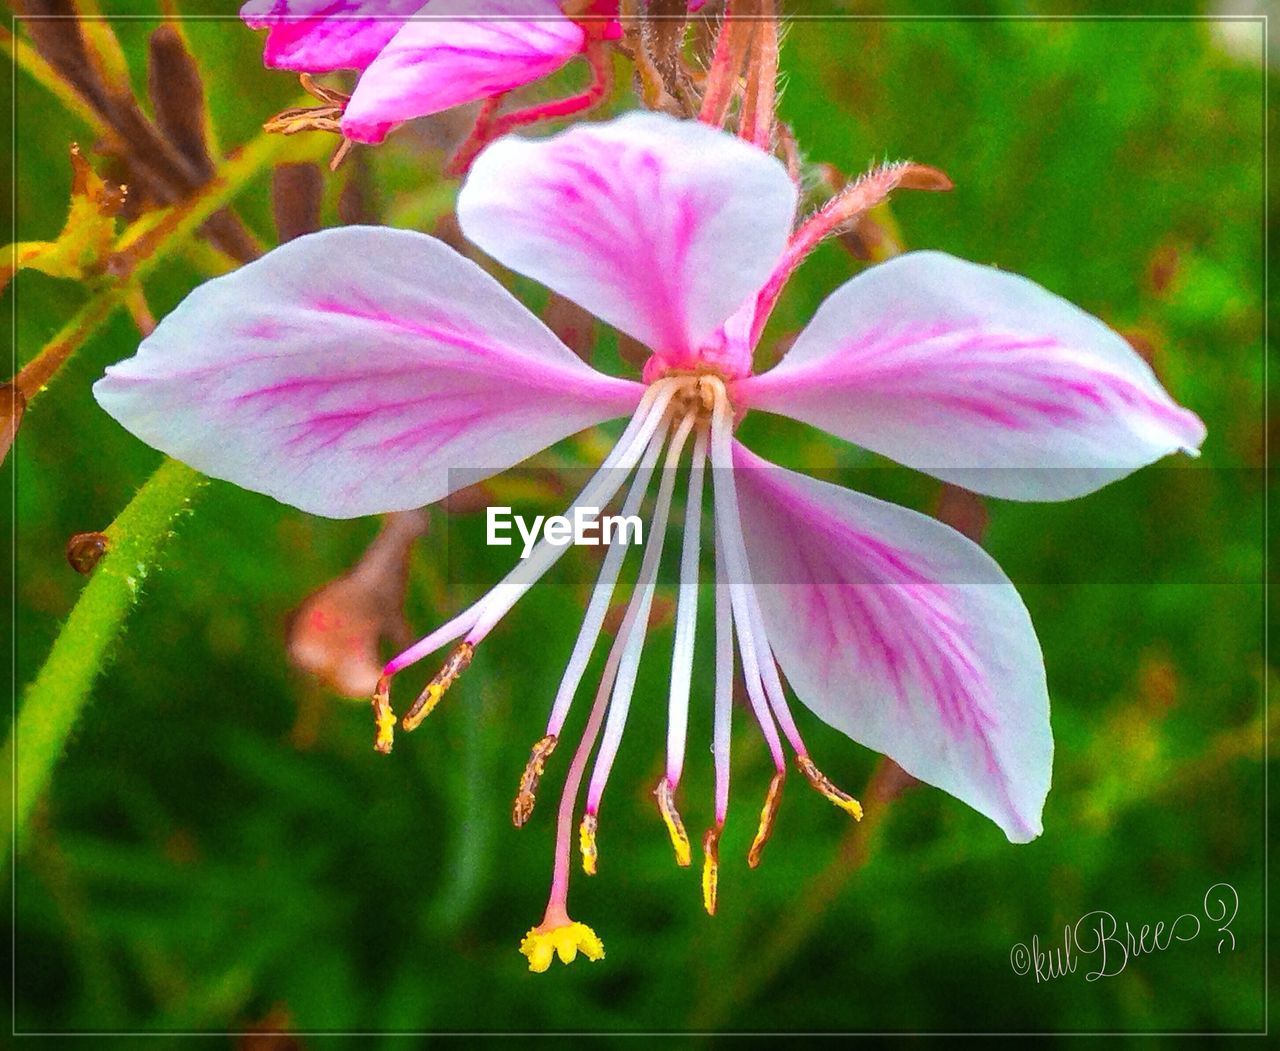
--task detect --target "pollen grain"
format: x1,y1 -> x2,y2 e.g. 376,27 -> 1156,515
797,753 -> 864,821
654,777 -> 692,867
402,641 -> 473,731
748,769 -> 786,868
513,734 -> 558,827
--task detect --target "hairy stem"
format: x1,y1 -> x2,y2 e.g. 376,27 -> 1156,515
4,458 -> 206,859
699,0 -> 754,128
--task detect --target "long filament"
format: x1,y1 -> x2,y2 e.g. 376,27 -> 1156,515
383,381 -> 678,676
709,393 -> 785,771
712,516 -> 735,824
466,381 -> 680,644
665,425 -> 709,787
545,419 -> 670,737
585,415 -> 695,813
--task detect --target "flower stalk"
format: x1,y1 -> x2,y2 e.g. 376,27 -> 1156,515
4,458 -> 205,860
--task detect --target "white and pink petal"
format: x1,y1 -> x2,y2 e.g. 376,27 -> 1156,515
241,0 -> 424,72
457,111 -> 798,367
94,226 -> 642,519
738,251 -> 1206,501
731,442 -> 1052,842
341,0 -> 585,143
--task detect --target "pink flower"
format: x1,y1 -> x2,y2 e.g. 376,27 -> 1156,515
94,113 -> 1205,968
241,0 -> 627,146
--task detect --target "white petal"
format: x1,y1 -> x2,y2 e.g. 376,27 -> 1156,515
738,251 -> 1206,501
95,226 -> 642,518
733,442 -> 1053,841
457,111 -> 797,363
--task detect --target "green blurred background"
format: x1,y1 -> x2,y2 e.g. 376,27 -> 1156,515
4,2 -> 1269,1037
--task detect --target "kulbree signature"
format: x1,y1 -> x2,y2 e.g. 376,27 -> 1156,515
1010,882 -> 1239,983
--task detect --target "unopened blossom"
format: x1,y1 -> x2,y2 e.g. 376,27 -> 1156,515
242,0 -> 643,156
94,113 -> 1205,970
287,508 -> 428,699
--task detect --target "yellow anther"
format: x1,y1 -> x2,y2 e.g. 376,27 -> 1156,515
371,675 -> 395,755
748,770 -> 786,868
654,778 -> 692,867
512,734 -> 558,827
796,754 -> 864,821
579,813 -> 599,875
519,921 -> 605,973
402,642 -> 473,731
702,825 -> 722,916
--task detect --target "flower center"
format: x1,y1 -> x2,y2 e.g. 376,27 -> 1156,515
661,368 -> 730,426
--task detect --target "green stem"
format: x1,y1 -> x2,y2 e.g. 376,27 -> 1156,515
4,458 -> 206,859
10,111 -> 329,408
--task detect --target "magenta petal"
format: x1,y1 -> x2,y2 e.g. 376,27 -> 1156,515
340,0 -> 584,143
94,227 -> 643,519
457,111 -> 798,364
732,442 -> 1052,842
241,0 -> 424,72
738,251 -> 1206,501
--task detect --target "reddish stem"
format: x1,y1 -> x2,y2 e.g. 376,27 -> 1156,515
750,162 -> 952,346
738,1 -> 777,150
699,0 -> 752,128
447,43 -> 613,177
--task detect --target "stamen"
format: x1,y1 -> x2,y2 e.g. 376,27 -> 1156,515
579,813 -> 599,875
710,389 -> 797,868
546,418 -> 669,738
299,72 -> 349,108
702,825 -> 722,916
584,415 -> 694,814
383,380 -> 678,684
513,734 -> 558,828
465,380 -> 680,647
665,425 -> 708,787
709,395 -> 787,774
371,675 -> 395,755
712,516 -> 735,827
748,770 -> 785,869
401,642 -> 473,732
796,754 -> 864,821
383,605 -> 481,678
744,559 -> 811,759
263,76 -> 351,148
654,778 -> 692,867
